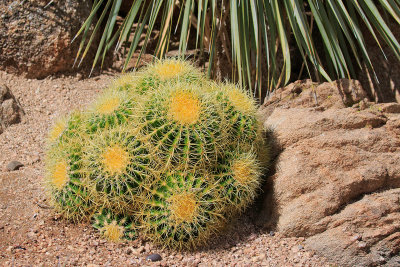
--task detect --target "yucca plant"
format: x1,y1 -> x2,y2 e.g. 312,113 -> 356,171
75,0 -> 400,101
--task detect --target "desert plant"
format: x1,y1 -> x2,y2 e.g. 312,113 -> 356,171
44,59 -> 264,248
136,81 -> 225,169
75,0 -> 400,100
87,89 -> 136,132
45,111 -> 94,221
138,170 -> 226,249
213,149 -> 263,216
92,209 -> 137,242
84,125 -> 151,214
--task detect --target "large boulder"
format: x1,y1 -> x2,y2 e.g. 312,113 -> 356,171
0,0 -> 96,78
0,84 -> 23,134
258,79 -> 400,266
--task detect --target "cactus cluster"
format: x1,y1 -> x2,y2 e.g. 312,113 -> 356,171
45,59 -> 267,249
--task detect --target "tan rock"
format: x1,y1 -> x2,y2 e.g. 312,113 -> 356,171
0,84 -> 23,133
258,79 -> 400,266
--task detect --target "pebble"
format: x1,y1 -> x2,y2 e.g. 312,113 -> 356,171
351,235 -> 361,242
27,232 -> 36,238
146,253 -> 162,262
6,160 -> 24,171
126,247 -> 134,255
269,231 -> 275,236
358,241 -> 367,249
137,246 -> 145,253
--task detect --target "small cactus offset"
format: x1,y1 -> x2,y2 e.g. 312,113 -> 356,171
92,209 -> 137,242
215,83 -> 263,147
213,149 -> 263,217
44,58 -> 267,249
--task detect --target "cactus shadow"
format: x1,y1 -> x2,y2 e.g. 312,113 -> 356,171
199,128 -> 281,252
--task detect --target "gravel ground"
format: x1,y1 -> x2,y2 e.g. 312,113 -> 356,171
0,70 -> 334,266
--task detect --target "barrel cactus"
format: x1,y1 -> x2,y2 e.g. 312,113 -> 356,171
86,89 -> 136,132
136,81 -> 224,169
139,170 -> 226,249
83,125 -> 151,214
45,111 -> 93,221
44,58 -> 267,248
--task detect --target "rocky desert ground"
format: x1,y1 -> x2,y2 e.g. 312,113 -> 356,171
0,70 -> 333,266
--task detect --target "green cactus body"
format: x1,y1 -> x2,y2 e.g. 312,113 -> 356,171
110,72 -> 140,92
215,84 -> 261,146
110,72 -> 153,96
47,111 -> 86,145
84,126 -> 151,214
137,59 -> 203,93
213,150 -> 262,217
92,209 -> 137,242
139,171 -> 224,250
45,114 -> 93,221
137,82 -> 223,169
87,89 -> 135,132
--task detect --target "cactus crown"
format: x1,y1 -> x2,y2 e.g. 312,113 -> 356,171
168,90 -> 201,125
96,96 -> 121,115
155,60 -> 186,80
44,59 -> 266,249
168,192 -> 199,223
102,220 -> 125,242
101,145 -> 129,174
50,160 -> 69,190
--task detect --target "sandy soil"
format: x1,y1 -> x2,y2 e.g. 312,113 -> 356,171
0,70 -> 334,266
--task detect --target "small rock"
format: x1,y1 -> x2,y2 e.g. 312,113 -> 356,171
137,246 -> 145,254
146,253 -> 162,262
376,103 -> 400,113
126,247 -> 134,255
269,231 -> 275,236
31,155 -> 40,164
6,161 -> 24,171
27,232 -> 36,238
358,241 -> 367,249
351,235 -> 362,242
297,245 -> 304,250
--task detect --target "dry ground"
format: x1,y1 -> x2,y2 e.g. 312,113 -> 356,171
0,70 -> 333,266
